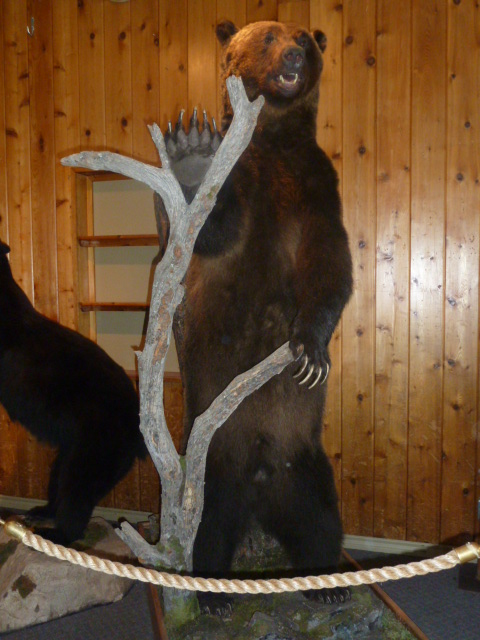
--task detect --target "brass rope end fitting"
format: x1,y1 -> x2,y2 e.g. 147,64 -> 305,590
2,519 -> 29,542
455,541 -> 480,564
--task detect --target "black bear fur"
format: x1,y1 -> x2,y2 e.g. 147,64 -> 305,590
179,19 -> 353,606
0,240 -> 146,545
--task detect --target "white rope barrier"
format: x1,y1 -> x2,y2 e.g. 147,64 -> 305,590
1,518 -> 479,595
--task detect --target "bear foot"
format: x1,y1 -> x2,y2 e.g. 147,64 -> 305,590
31,525 -> 77,547
24,504 -> 56,522
304,587 -> 351,604
197,592 -> 234,618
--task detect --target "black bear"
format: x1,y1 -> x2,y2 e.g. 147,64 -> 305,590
165,20 -> 353,608
0,240 -> 146,545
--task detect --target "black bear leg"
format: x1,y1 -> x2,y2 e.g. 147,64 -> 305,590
25,453 -> 63,522
259,447 -> 350,604
35,447 -> 119,545
193,476 -> 248,616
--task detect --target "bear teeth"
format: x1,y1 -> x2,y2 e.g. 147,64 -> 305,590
279,73 -> 298,85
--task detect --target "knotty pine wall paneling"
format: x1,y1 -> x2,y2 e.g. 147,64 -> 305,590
4,0 -> 38,502
158,0 -> 188,130
215,1 -> 247,118
187,0 -> 217,119
104,0 -> 132,157
278,0 -> 309,25
53,2 -> 81,331
311,0 -> 344,507
408,0 -> 446,544
131,0 -> 160,164
341,0 -> 377,537
0,1 -> 7,245
373,0 -> 411,541
442,0 -> 480,544
78,0 -> 106,151
0,2 -> 15,498
247,0 -> 277,23
1,1 -> 480,544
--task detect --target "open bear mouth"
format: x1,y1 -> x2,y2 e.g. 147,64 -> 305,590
274,72 -> 303,96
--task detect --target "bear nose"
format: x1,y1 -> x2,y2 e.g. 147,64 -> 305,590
282,46 -> 305,70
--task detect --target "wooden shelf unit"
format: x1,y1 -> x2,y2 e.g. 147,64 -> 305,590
75,171 -> 158,366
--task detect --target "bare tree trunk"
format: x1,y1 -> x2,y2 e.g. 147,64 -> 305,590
61,78 -> 295,626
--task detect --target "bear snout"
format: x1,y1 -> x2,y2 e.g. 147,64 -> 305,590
282,46 -> 305,71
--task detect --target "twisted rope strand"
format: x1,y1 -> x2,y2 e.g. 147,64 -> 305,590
1,518 -> 478,595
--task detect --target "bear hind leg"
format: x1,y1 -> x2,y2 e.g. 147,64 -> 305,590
25,452 -> 63,522
193,476 -> 250,616
258,448 -> 350,604
34,447 -> 118,545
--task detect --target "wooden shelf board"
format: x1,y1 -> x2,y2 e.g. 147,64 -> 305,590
78,235 -> 160,248
80,302 -> 150,312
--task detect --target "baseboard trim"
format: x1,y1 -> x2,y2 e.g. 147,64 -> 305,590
0,494 -> 151,526
1,494 -> 449,558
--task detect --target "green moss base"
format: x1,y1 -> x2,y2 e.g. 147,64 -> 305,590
164,585 -> 415,640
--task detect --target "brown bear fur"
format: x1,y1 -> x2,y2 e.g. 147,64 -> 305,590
181,20 -> 353,596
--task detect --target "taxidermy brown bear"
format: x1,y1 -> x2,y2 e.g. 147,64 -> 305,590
0,240 -> 146,545
163,20 -> 353,609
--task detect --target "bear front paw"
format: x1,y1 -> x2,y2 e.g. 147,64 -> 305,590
289,330 -> 331,389
292,352 -> 329,388
164,108 -> 222,203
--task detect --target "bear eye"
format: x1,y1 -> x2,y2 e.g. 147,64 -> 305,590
264,32 -> 275,45
296,34 -> 309,50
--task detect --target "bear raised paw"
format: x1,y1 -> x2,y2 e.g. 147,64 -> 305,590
164,108 -> 222,204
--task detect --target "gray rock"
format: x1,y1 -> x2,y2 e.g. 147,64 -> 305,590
0,517 -> 135,632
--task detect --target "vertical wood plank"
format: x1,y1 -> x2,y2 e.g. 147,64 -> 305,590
442,0 -> 479,545
131,0 -> 160,164
408,0 -> 446,543
0,0 -> 7,242
104,0 -> 132,156
341,0 -> 376,537
187,0 -> 217,119
278,0 -> 309,26
3,0 -> 33,298
27,0 -> 57,317
3,0 -> 39,501
78,0 -> 105,150
310,0 -> 344,496
216,0 -> 247,26
53,1 -> 80,331
0,3 -> 19,499
158,0 -> 188,130
27,0 -> 57,495
246,0 -> 278,22
373,0 -> 411,540
216,1 -> 247,117
0,410 -> 19,498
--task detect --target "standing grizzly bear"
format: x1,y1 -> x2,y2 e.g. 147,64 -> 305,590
0,240 -> 146,545
177,20 -> 352,605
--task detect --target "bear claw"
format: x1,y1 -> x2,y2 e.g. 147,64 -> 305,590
293,354 -> 329,388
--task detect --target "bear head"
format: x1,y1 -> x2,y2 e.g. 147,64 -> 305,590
216,20 -> 327,126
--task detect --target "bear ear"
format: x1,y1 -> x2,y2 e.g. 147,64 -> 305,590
312,30 -> 327,53
216,20 -> 238,47
0,240 -> 11,256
